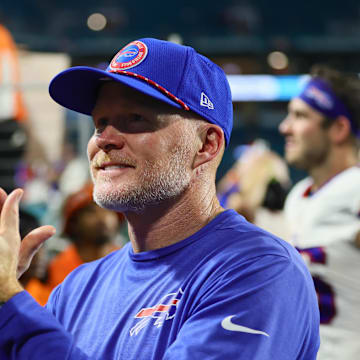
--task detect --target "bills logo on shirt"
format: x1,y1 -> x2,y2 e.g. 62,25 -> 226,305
130,288 -> 183,336
109,40 -> 148,71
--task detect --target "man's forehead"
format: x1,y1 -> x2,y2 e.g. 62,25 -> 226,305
289,97 -> 326,120
288,97 -> 310,111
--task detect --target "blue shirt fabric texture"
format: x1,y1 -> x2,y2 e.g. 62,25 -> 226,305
0,210 -> 320,359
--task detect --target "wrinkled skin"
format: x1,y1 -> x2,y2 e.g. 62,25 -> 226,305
0,188 -> 55,301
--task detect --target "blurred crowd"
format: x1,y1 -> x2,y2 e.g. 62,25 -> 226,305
1,21 -> 360,359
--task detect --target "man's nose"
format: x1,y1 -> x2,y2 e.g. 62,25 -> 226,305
94,125 -> 125,152
279,116 -> 291,135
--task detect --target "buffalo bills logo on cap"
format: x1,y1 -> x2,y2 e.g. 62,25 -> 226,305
109,40 -> 148,71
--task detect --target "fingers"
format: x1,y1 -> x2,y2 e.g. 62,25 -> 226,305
21,226 -> 56,255
18,225 -> 56,278
0,189 -> 23,293
0,188 -> 56,278
0,187 -> 8,214
0,189 -> 23,232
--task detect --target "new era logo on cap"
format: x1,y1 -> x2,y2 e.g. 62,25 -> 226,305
200,92 -> 214,110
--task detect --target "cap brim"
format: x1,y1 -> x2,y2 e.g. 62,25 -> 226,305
49,66 -> 182,115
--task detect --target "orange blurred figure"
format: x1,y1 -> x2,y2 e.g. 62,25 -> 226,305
47,182 -> 124,291
0,24 -> 27,122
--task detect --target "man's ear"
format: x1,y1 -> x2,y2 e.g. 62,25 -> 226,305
329,116 -> 352,144
193,125 -> 224,169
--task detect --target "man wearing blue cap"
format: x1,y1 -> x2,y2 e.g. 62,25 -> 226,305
0,38 -> 319,359
279,64 -> 360,360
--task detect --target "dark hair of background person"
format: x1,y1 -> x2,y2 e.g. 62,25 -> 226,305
310,64 -> 360,134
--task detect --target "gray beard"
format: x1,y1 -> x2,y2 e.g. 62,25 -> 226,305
92,142 -> 193,213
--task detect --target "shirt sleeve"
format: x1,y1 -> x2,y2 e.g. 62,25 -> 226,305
163,254 -> 320,360
0,291 -> 90,360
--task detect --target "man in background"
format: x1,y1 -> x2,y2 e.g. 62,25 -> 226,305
47,182 -> 123,291
279,64 -> 360,360
18,184 -> 124,305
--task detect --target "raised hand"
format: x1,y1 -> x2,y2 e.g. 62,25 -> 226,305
0,188 -> 56,302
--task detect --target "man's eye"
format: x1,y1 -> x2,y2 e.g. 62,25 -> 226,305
94,118 -> 108,133
98,118 -> 108,127
293,112 -> 303,119
131,114 -> 145,122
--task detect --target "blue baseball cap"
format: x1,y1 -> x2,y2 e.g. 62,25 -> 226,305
49,38 -> 233,146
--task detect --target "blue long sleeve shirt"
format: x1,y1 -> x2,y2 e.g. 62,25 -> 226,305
0,210 -> 320,359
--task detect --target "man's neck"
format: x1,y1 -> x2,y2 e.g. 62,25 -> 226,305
309,147 -> 358,191
125,187 -> 223,253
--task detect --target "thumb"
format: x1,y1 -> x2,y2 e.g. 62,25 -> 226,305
18,225 -> 56,278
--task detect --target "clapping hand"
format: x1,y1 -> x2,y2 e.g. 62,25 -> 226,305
0,188 -> 56,302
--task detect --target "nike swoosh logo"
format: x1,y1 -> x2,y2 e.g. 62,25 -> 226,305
221,315 -> 270,337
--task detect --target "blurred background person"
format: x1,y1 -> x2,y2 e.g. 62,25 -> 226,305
20,182 -> 127,304
279,64 -> 360,360
217,139 -> 291,240
46,182 -> 126,291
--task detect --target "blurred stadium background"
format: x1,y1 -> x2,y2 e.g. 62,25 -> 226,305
1,0 -> 359,201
